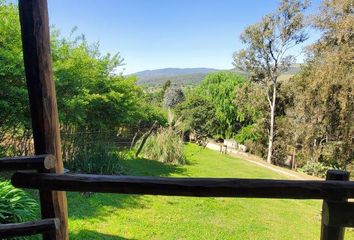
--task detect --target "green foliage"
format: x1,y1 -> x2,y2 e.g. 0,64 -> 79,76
64,143 -> 126,175
52,30 -> 165,130
235,125 -> 259,144
233,0 -> 309,82
275,0 -> 354,173
198,72 -> 245,138
233,0 -> 309,163
299,162 -> 339,178
175,91 -> 216,137
230,0 -> 353,173
159,80 -> 171,101
0,2 -> 167,158
141,127 -> 186,164
0,180 -> 38,224
234,80 -> 267,123
0,2 -> 30,131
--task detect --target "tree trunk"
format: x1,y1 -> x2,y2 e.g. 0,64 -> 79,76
267,82 -> 277,164
292,146 -> 296,169
130,131 -> 139,150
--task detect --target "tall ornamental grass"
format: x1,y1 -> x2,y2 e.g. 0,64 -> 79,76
64,142 -> 125,175
142,127 -> 186,164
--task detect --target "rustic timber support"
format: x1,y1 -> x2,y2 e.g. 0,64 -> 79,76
0,155 -> 55,171
18,0 -> 68,239
11,172 -> 354,199
320,170 -> 350,240
322,201 -> 354,228
0,218 -> 59,239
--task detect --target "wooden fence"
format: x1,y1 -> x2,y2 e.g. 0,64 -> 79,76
0,0 -> 353,239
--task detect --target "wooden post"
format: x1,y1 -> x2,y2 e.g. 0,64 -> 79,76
18,0 -> 68,239
320,170 -> 349,240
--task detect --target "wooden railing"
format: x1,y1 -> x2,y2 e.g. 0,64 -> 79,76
0,218 -> 59,239
0,155 -> 353,239
10,172 -> 354,199
1,0 -> 353,239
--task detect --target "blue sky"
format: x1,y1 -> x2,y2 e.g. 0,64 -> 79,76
46,0 -> 322,74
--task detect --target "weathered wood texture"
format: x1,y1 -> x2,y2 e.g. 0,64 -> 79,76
0,218 -> 59,238
322,201 -> 354,228
11,172 -> 354,199
18,0 -> 68,239
320,170 -> 350,240
0,155 -> 55,171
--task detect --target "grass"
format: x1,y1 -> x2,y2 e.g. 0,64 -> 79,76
18,143 -> 352,239
63,144 -> 354,240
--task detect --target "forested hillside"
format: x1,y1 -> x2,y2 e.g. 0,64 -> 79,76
133,66 -> 300,86
133,68 -> 220,86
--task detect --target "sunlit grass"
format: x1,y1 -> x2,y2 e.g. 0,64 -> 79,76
66,144 -> 352,240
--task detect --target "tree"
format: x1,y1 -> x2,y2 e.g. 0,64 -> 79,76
176,72 -> 246,139
0,1 -> 30,130
286,0 -> 354,170
198,72 -> 245,138
175,90 -> 217,137
233,80 -> 268,156
233,0 -> 309,163
0,1 -> 167,157
160,79 -> 171,101
163,87 -> 185,108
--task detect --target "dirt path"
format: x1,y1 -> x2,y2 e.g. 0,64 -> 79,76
206,142 -> 320,180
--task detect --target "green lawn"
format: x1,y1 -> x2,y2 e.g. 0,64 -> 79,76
66,144 -> 352,240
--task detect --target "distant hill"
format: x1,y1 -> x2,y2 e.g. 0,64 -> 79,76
132,68 -> 221,86
131,65 -> 301,86
278,63 -> 301,81
286,63 -> 301,74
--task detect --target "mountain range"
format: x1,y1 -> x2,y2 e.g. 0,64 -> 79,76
132,68 -> 220,86
132,65 -> 301,86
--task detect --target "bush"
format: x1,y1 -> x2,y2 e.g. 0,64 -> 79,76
298,162 -> 339,178
141,127 -> 186,164
235,125 -> 259,144
65,143 -> 125,175
0,180 -> 38,224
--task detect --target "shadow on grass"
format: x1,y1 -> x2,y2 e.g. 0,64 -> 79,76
119,157 -> 187,177
70,230 -> 136,240
68,192 -> 149,220
68,157 -> 187,220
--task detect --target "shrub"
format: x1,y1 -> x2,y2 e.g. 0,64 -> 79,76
298,162 -> 340,178
64,143 -> 126,175
0,180 -> 38,224
163,87 -> 185,108
141,127 -> 186,164
235,125 -> 259,144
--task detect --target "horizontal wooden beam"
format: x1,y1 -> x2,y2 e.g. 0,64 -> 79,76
0,155 -> 55,171
0,218 -> 59,238
11,172 -> 354,199
322,201 -> 354,227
